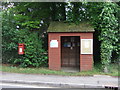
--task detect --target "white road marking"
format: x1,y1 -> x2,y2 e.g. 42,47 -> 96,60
93,75 -> 111,77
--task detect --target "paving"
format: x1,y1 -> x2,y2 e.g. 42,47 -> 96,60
0,72 -> 119,88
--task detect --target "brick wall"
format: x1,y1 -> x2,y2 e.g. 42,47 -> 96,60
48,32 -> 93,71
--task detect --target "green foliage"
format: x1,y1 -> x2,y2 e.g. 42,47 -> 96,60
2,3 -> 48,67
14,2 -> 51,31
23,32 -> 48,67
2,9 -> 18,63
11,2 -> 49,67
98,2 -> 119,71
8,29 -> 48,68
50,2 -> 66,21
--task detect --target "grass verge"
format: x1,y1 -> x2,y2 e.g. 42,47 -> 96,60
0,64 -> 119,76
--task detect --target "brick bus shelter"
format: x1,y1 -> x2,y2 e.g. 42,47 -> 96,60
47,22 -> 94,72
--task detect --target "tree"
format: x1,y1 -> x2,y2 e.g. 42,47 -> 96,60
2,8 -> 18,63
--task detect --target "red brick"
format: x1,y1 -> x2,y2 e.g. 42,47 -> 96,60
48,33 -> 93,71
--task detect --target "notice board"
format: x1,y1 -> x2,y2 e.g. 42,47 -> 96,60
81,39 -> 93,54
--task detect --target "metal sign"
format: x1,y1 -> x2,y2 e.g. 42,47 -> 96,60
50,40 -> 58,48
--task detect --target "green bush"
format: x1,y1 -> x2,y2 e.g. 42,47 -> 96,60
2,9 -> 19,63
9,30 -> 48,67
2,9 -> 48,67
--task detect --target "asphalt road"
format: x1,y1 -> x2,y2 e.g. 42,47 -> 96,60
1,83 -> 55,88
1,83 -> 118,90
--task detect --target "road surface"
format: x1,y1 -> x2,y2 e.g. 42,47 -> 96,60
1,83 -> 55,88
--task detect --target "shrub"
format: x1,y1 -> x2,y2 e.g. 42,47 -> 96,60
10,30 -> 48,67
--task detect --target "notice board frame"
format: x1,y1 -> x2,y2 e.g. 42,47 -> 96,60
81,39 -> 93,54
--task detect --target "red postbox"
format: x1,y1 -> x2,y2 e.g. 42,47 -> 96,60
18,43 -> 25,55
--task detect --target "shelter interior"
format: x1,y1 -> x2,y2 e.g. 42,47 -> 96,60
61,36 -> 80,72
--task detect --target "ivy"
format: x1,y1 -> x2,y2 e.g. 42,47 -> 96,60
98,2 -> 119,72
